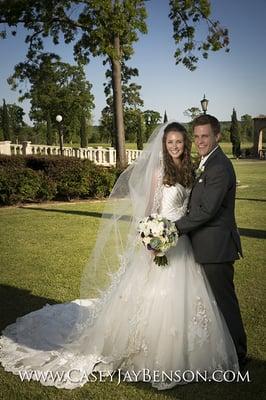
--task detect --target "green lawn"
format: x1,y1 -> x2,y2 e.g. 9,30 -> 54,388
0,160 -> 265,400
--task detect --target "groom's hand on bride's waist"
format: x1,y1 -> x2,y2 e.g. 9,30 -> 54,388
174,222 -> 182,236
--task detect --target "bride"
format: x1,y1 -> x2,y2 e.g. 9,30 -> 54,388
0,121 -> 239,390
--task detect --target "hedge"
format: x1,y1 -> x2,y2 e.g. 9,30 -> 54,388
0,155 -> 119,206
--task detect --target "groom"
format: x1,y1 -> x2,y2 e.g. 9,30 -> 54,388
175,114 -> 247,368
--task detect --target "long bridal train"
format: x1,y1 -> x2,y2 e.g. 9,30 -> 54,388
0,184 -> 239,390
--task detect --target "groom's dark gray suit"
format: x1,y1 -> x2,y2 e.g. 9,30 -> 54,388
176,146 -> 247,364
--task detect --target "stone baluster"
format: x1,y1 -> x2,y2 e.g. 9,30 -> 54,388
96,146 -> 103,164
107,147 -> 115,165
0,141 -> 143,165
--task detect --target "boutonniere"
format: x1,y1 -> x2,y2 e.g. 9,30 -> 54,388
195,165 -> 205,179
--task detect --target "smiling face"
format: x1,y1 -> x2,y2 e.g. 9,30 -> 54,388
193,123 -> 220,157
165,131 -> 185,162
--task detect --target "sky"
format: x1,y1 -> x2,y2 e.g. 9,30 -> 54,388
0,0 -> 265,125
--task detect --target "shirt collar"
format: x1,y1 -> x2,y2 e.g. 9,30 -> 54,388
199,145 -> 219,168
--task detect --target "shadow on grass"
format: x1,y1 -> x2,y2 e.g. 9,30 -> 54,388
20,206 -> 131,221
236,197 -> 266,203
238,228 -> 266,239
0,284 -> 59,332
0,284 -> 94,351
21,207 -> 266,240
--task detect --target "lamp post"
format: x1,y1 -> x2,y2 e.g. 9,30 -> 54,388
56,114 -> 64,156
200,94 -> 209,114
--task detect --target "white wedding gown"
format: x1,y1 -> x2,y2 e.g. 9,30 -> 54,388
0,184 -> 239,390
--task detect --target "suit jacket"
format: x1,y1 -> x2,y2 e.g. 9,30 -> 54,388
177,146 -> 243,264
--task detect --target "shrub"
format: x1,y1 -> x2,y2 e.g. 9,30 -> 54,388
52,161 -> 92,200
241,146 -> 254,158
36,172 -> 58,201
0,155 -> 27,169
0,155 -> 119,205
87,166 -> 117,198
0,168 -> 42,205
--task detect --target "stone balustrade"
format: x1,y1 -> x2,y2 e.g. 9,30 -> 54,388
0,141 -> 142,166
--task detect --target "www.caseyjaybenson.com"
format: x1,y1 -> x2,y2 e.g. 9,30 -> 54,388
18,368 -> 251,385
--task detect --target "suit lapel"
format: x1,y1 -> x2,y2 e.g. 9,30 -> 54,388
188,146 -> 222,208
202,146 -> 223,168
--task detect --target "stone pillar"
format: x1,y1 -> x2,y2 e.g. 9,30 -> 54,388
253,117 -> 266,158
22,141 -> 32,155
258,130 -> 263,151
258,130 -> 265,159
0,140 -> 12,155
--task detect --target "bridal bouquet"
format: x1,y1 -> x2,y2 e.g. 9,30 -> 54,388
137,214 -> 178,266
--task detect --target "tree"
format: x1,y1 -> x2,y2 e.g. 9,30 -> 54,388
184,107 -> 201,120
101,61 -> 144,145
46,111 -> 53,145
0,0 -> 229,168
135,112 -> 143,150
123,109 -> 142,143
1,0 -> 147,168
8,104 -> 25,142
100,107 -> 114,144
80,113 -> 88,148
169,0 -> 229,71
230,108 -> 241,158
0,103 -> 25,142
1,99 -> 10,140
163,111 -> 168,123
8,53 -> 94,146
240,114 -> 253,142
143,110 -> 162,140
183,106 -> 201,137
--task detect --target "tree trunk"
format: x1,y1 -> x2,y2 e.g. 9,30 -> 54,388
111,106 -> 116,148
80,113 -> 88,148
46,111 -> 53,145
111,35 -> 126,169
136,112 -> 143,150
2,99 -> 10,141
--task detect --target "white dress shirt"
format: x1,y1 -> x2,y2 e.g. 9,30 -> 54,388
198,145 -> 219,169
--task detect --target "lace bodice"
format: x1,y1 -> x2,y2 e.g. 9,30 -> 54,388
159,183 -> 190,222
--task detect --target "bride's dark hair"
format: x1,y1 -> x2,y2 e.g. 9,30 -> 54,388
162,122 -> 194,187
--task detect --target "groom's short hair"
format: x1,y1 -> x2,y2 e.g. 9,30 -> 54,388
192,114 -> 220,136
